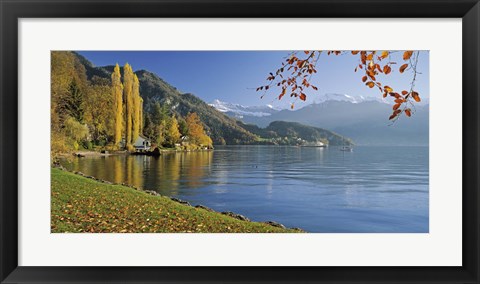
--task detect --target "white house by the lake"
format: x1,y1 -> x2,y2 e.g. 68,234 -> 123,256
120,135 -> 151,151
133,135 -> 151,151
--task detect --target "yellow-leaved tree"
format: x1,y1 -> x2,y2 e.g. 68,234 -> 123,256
112,63 -> 123,146
123,63 -> 134,147
132,74 -> 141,144
166,115 -> 181,147
84,77 -> 114,143
139,96 -> 144,134
185,112 -> 212,148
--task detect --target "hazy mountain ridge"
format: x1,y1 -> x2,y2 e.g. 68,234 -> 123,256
239,121 -> 354,146
218,98 -> 429,146
311,93 -> 388,104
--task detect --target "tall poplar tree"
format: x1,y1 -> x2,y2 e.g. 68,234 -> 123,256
139,97 -> 144,135
123,63 -> 134,146
112,64 -> 123,146
132,74 -> 141,144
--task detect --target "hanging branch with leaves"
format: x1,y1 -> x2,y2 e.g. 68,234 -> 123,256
257,50 -> 422,121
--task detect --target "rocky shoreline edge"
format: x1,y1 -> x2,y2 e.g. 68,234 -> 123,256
53,164 -> 306,233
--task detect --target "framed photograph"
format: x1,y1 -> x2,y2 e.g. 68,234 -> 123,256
1,0 -> 479,283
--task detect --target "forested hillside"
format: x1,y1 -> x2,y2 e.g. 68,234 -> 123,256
83,58 -> 258,145
238,121 -> 354,146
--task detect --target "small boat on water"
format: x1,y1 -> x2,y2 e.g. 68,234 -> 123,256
340,146 -> 353,152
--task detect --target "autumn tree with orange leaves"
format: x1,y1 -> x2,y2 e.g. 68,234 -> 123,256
257,50 -> 423,121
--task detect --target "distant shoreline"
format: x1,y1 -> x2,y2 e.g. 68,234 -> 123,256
62,144 -> 428,159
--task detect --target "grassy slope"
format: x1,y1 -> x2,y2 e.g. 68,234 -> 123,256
51,168 -> 297,233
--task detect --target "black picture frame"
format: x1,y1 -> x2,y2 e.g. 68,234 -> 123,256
1,0 -> 479,283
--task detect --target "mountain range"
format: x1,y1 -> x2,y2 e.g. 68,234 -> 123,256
209,99 -> 279,119
210,94 -> 429,146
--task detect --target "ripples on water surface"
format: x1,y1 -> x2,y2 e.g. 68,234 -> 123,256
60,145 -> 429,233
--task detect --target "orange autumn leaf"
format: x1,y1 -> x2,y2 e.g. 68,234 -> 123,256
412,91 -> 421,102
366,81 -> 375,88
405,108 -> 412,117
391,92 -> 401,99
383,65 -> 391,74
403,51 -> 413,60
399,64 -> 408,73
389,109 -> 402,120
381,51 -> 389,59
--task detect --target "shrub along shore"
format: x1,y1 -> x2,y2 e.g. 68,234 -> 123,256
51,168 -> 303,233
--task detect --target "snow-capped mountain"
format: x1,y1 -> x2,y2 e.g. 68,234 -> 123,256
209,99 -> 280,118
312,93 -> 388,104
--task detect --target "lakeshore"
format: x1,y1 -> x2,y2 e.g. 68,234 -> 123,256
51,167 -> 302,233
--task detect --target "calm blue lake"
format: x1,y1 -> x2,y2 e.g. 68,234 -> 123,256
60,145 -> 429,233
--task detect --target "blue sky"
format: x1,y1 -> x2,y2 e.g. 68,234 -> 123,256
77,51 -> 429,109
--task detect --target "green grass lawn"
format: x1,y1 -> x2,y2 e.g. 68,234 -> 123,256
51,168 -> 299,233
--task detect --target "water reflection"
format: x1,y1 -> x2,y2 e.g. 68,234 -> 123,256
62,151 -> 213,195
